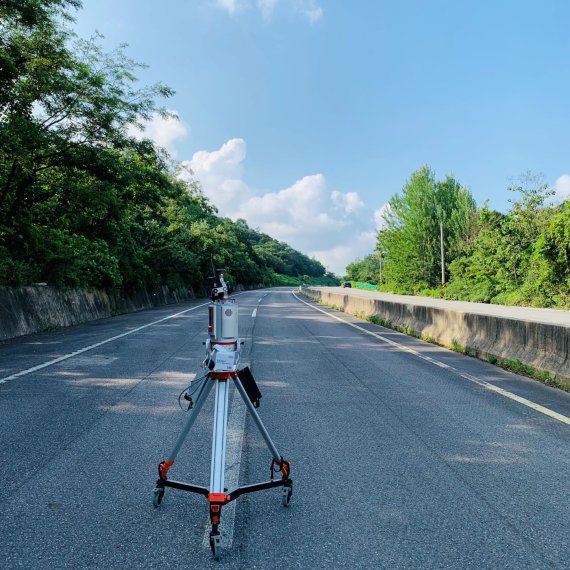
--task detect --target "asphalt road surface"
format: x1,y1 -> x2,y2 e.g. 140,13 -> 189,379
1,288 -> 570,569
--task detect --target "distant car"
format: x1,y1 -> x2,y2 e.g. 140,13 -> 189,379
343,281 -> 352,288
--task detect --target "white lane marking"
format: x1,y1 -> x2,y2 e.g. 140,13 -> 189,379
460,373 -> 484,384
292,292 -> 428,358
0,301 -> 212,384
484,384 -> 570,425
202,385 -> 247,549
292,291 -> 570,426
253,292 -> 268,316
422,356 -> 451,368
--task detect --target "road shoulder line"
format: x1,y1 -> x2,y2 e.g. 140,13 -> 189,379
0,301 -> 211,384
292,291 -> 570,426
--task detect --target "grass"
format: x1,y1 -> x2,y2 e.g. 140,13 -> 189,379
450,339 -> 479,358
368,315 -> 392,328
421,333 -> 437,344
484,357 -> 570,391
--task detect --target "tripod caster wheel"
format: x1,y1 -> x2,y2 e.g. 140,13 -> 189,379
152,486 -> 165,508
282,483 -> 292,507
209,532 -> 222,560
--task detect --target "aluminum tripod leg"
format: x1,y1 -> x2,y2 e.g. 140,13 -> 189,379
234,376 -> 281,460
154,375 -> 214,508
154,371 -> 292,561
210,379 -> 230,494
167,376 -> 213,463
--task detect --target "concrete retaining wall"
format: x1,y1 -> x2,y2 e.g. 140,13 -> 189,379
301,287 -> 570,381
0,285 -> 196,341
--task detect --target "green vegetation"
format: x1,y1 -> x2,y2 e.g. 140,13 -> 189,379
0,1 -> 334,292
377,166 -> 476,292
449,340 -> 479,358
346,167 -> 570,308
345,254 -> 382,285
450,339 -> 465,353
421,333 -> 437,344
272,272 -> 338,287
489,356 -> 568,391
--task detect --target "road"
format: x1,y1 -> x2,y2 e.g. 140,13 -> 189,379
1,288 -> 570,569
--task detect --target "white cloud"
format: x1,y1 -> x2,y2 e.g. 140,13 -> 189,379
257,0 -> 279,19
127,111 -> 188,157
554,174 -> 570,200
303,6 -> 323,23
178,138 -> 378,274
311,230 -> 376,273
373,203 -> 392,231
179,138 -> 253,205
234,174 -> 356,250
212,0 -> 322,22
215,0 -> 241,14
332,190 -> 364,214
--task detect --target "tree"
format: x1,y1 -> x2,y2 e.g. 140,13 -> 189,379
376,166 -> 476,292
445,207 -> 510,302
0,0 -> 173,286
446,173 -> 556,304
345,254 -> 382,283
519,199 -> 570,307
502,172 -> 554,288
0,0 -> 333,292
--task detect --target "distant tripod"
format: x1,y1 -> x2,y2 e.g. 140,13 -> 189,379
153,291 -> 292,560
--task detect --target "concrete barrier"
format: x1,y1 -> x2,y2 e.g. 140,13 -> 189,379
300,287 -> 570,382
0,285 -> 196,341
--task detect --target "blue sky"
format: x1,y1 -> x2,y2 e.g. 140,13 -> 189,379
73,0 -> 570,274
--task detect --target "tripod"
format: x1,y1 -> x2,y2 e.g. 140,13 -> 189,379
152,297 -> 292,560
